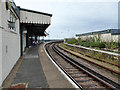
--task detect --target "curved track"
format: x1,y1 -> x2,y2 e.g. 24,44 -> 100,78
45,42 -> 120,89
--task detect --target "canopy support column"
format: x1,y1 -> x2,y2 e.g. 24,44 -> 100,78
26,30 -> 29,48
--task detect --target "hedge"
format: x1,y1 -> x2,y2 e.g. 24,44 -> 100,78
91,42 -> 105,48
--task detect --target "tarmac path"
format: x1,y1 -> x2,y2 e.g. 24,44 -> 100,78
12,45 -> 49,88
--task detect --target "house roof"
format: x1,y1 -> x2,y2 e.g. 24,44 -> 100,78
76,29 -> 120,36
20,8 -> 52,17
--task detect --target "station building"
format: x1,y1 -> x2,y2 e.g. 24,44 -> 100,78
76,29 -> 120,42
0,0 -> 52,87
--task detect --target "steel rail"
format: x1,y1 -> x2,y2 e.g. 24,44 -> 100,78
52,43 -> 120,89
45,44 -> 83,89
63,45 -> 119,67
58,45 -> 120,76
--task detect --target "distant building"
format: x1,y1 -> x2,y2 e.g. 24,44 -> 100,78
0,0 -> 52,88
76,29 -> 120,42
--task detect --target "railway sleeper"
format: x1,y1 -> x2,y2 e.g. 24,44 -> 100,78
68,71 -> 83,74
64,68 -> 78,70
65,69 -> 79,72
70,73 -> 86,76
46,43 -> 119,89
64,67 -> 75,69
69,72 -> 83,75
72,75 -> 87,78
79,82 -> 103,88
75,78 -> 93,82
83,84 -> 98,88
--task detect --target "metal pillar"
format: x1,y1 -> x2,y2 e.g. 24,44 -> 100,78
26,30 -> 29,48
35,36 -> 37,41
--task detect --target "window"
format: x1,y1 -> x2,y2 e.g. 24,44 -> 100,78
8,11 -> 17,31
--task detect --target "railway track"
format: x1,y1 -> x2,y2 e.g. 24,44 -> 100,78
58,45 -> 120,76
45,42 -> 120,89
62,44 -> 120,67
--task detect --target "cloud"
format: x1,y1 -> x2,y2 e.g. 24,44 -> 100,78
14,0 -> 119,3
14,0 -> 118,39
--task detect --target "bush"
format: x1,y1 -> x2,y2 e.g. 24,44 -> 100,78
83,43 -> 90,47
97,42 -> 105,48
105,42 -> 111,49
118,42 -> 120,47
111,42 -> 117,49
118,50 -> 120,53
75,42 -> 79,45
67,38 -> 78,44
79,40 -> 90,47
82,42 -> 90,47
91,42 -> 105,48
82,40 -> 87,42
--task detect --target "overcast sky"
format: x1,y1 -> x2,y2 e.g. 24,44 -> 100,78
14,0 -> 119,39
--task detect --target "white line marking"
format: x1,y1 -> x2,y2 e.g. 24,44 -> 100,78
43,43 -> 80,88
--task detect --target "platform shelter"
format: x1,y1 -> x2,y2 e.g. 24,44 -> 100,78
19,8 -> 52,55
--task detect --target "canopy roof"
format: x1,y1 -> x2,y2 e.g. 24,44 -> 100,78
20,8 -> 52,36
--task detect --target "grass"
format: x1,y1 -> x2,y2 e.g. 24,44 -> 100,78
65,43 -> 119,66
59,43 -> 119,72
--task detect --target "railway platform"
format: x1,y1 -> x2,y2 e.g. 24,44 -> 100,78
38,44 -> 75,88
9,44 -> 75,88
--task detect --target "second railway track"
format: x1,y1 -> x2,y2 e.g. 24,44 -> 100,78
45,42 -> 120,90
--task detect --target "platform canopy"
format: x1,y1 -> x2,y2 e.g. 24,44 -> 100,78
20,8 -> 52,36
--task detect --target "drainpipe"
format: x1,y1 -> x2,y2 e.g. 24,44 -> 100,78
20,25 -> 23,56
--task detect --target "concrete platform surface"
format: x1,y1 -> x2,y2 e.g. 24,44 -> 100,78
11,44 -> 75,88
39,44 -> 75,88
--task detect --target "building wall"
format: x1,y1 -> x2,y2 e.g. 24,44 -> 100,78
119,35 -> 120,42
2,30 -> 20,82
112,35 -> 119,42
1,1 -> 20,86
77,33 -> 119,42
0,1 -> 3,87
100,33 -> 119,42
0,28 -> 2,87
100,33 -> 111,42
79,34 -> 98,41
0,27 -> 2,87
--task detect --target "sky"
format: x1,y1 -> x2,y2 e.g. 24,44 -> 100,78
14,0 -> 119,39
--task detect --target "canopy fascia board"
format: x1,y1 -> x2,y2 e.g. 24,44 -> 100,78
20,8 -> 52,25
